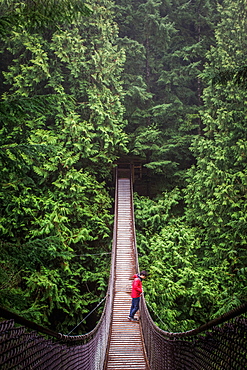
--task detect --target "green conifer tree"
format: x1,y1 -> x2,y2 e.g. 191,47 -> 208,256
115,0 -> 218,192
185,0 -> 247,308
0,0 -> 127,332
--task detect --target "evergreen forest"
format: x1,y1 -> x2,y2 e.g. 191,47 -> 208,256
0,0 -> 246,334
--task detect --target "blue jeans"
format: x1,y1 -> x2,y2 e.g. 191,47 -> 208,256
129,297 -> 140,318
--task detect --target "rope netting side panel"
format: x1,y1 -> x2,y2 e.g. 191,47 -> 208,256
0,305 -> 112,370
140,299 -> 247,370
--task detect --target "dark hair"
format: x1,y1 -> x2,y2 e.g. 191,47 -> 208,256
140,270 -> 148,277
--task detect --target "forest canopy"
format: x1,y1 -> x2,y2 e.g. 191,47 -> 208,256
0,0 -> 246,333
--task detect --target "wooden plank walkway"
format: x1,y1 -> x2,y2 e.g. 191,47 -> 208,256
105,178 -> 149,370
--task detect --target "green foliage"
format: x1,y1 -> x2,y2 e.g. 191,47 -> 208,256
134,0 -> 247,333
211,65 -> 247,87
115,0 -> 219,191
0,0 -> 92,35
185,0 -> 247,271
134,189 -> 181,236
0,0 -> 126,333
135,193 -> 246,332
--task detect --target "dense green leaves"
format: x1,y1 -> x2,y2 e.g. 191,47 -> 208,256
185,0 -> 247,255
0,0 -> 126,333
1,0 -> 247,335
115,0 -> 219,190
133,0 -> 247,332
135,191 -> 246,332
0,0 -> 92,35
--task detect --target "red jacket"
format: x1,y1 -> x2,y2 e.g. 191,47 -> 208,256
131,274 -> 143,298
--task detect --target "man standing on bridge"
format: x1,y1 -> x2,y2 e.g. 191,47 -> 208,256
128,271 -> 148,322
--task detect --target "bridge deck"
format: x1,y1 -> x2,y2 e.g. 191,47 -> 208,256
105,178 -> 149,370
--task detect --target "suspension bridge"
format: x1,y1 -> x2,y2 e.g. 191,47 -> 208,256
0,164 -> 247,369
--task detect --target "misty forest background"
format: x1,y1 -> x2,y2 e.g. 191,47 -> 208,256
0,0 -> 246,334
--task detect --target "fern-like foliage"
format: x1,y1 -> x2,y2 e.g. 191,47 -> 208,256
0,0 -> 92,35
0,0 -> 126,333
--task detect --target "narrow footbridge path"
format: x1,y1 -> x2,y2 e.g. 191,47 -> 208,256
105,177 -> 148,369
0,164 -> 247,370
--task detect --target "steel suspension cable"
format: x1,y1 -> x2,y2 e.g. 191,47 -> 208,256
66,295 -> 107,335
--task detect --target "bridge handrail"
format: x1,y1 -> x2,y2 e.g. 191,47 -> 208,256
130,164 -> 139,274
140,298 -> 247,339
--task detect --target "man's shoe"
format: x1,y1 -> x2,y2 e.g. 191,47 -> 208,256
128,316 -> 138,321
